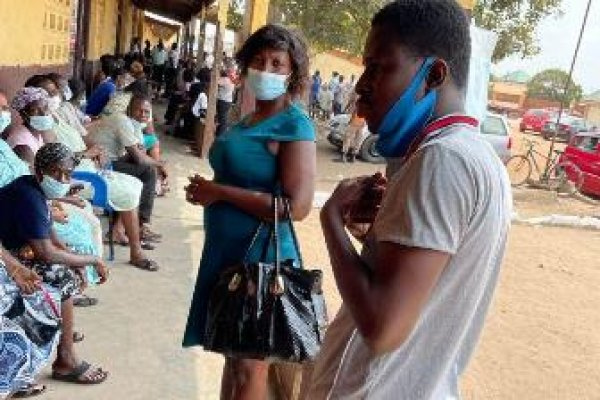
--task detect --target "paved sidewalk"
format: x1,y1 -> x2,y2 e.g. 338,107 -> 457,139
40,134 -> 225,400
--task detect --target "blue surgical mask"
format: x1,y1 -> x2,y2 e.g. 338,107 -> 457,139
246,68 -> 289,100
40,175 -> 71,199
29,115 -> 55,131
376,57 -> 438,158
63,86 -> 73,102
0,111 -> 11,133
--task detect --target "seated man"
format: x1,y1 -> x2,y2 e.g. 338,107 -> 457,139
87,94 -> 165,243
0,143 -> 110,385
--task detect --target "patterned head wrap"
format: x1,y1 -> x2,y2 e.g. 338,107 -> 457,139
11,87 -> 49,112
34,142 -> 76,172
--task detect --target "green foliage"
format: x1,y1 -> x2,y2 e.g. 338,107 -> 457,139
527,69 -> 583,105
272,0 -> 563,63
473,0 -> 563,61
227,0 -> 245,32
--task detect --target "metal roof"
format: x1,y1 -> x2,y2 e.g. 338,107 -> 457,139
132,0 -> 213,22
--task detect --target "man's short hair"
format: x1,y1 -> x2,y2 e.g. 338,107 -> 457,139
372,0 -> 471,89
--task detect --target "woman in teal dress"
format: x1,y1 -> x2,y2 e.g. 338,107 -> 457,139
183,25 -> 316,399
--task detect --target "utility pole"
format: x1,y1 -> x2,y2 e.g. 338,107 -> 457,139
544,0 -> 593,176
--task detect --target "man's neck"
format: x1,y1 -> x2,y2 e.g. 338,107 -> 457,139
433,88 -> 467,119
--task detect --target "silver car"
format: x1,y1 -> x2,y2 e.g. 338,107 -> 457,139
326,112 -> 512,164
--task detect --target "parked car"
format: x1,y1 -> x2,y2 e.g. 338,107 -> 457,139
541,116 -> 588,142
480,112 -> 512,163
520,109 -> 556,133
559,130 -> 600,197
325,114 -> 382,163
325,112 -> 511,164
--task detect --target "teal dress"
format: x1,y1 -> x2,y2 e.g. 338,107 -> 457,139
183,103 -> 316,347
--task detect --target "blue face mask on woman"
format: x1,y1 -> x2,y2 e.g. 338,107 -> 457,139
246,68 -> 289,101
29,115 -> 55,131
40,175 -> 71,199
376,57 -> 438,158
0,111 -> 11,133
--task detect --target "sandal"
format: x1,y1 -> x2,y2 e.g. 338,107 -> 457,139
73,331 -> 85,343
11,383 -> 46,398
73,294 -> 98,307
129,258 -> 159,272
52,361 -> 108,385
141,241 -> 156,251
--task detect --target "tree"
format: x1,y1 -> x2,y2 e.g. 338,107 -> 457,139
227,0 -> 244,32
271,0 -> 563,62
473,0 -> 563,61
527,69 -> 583,105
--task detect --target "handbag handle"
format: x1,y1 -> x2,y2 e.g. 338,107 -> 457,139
281,198 -> 304,269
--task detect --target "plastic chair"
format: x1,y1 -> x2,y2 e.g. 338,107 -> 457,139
71,171 -> 116,261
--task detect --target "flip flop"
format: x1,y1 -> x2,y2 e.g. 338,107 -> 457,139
141,241 -> 156,251
73,294 -> 98,307
73,331 -> 85,343
52,361 -> 108,385
129,258 -> 159,272
11,383 -> 46,398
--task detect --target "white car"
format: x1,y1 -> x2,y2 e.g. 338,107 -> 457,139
326,112 -> 512,164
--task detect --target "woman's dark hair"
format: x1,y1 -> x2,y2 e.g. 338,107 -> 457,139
24,74 -> 54,89
68,78 -> 85,100
46,73 -> 65,88
183,68 -> 195,83
371,0 -> 471,89
235,24 -> 309,97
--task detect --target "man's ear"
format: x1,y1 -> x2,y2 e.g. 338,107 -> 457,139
427,59 -> 448,90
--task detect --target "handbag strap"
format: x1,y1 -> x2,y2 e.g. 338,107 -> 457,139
281,198 -> 304,269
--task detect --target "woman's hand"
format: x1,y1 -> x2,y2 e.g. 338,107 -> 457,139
51,206 -> 69,224
12,267 -> 42,295
185,175 -> 222,207
94,259 -> 109,285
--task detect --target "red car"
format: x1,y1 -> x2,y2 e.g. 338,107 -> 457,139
520,109 -> 556,133
559,131 -> 600,196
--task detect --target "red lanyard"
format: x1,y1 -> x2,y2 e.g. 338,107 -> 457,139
405,115 -> 479,159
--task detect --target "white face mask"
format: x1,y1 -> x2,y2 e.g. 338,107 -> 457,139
48,95 -> 62,113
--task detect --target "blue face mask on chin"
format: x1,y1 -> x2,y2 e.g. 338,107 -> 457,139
376,57 -> 438,158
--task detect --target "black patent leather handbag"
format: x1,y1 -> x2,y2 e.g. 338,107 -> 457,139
204,197 -> 328,362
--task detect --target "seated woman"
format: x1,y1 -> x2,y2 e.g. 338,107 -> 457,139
67,78 -> 91,126
0,244 -> 59,399
26,75 -> 158,271
87,94 -> 165,249
0,143 -> 109,386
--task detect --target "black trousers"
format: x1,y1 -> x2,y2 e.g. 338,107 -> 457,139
216,100 -> 231,137
112,160 -> 157,224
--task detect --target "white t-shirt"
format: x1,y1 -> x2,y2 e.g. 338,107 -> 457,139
305,123 -> 512,400
192,93 -> 208,118
217,77 -> 235,103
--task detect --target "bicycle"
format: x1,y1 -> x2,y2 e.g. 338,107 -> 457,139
505,138 -> 583,195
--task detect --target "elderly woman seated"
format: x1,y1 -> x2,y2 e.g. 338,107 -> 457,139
24,74 -> 159,271
0,143 -> 109,386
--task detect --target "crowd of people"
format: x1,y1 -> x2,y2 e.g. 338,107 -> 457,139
0,1 -> 511,399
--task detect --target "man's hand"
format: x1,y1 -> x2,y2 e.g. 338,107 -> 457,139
94,259 -> 109,284
185,175 -> 221,207
324,172 -> 387,224
158,163 -> 169,179
12,267 -> 42,295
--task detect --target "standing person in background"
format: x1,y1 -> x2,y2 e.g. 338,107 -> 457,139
309,70 -> 322,118
151,40 -> 168,97
342,74 -> 356,110
333,75 -> 344,115
318,83 -> 333,120
304,1 -> 512,398
216,70 -> 235,137
336,92 -> 365,163
164,42 -> 180,98
143,40 -> 152,62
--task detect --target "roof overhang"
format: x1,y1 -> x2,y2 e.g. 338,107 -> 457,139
132,0 -> 213,22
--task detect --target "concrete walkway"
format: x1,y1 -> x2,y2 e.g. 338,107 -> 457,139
40,133 -> 224,400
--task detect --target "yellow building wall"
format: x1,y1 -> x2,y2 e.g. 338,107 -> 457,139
0,0 -> 72,66
310,52 -> 363,84
87,0 -> 120,60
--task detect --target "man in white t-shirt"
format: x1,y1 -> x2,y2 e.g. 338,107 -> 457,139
305,1 -> 512,399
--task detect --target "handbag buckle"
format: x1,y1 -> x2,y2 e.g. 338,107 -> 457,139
270,275 -> 285,295
228,273 -> 242,291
